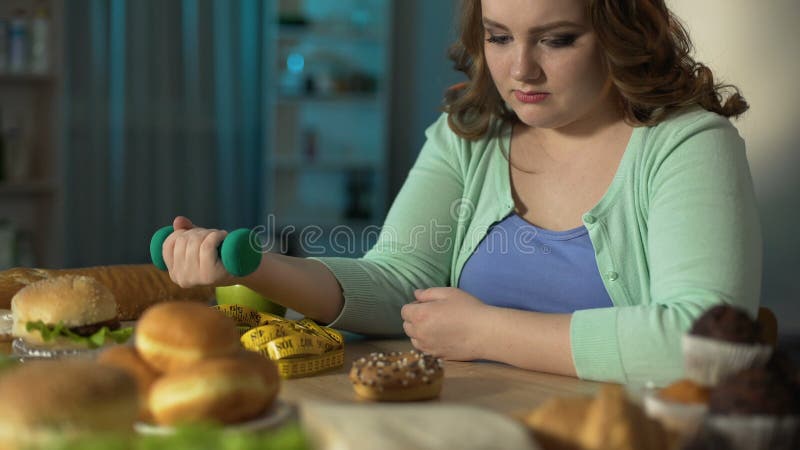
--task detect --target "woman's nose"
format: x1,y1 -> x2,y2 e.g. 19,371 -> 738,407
510,48 -> 542,82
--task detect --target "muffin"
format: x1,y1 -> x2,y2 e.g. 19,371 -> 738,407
764,349 -> 800,383
705,366 -> 800,450
680,426 -> 734,450
644,379 -> 709,436
683,304 -> 773,386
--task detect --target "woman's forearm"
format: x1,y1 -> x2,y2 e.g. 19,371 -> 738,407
479,307 -> 576,377
237,253 -> 344,324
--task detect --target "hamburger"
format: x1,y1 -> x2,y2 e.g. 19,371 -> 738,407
10,275 -> 133,354
0,359 -> 139,448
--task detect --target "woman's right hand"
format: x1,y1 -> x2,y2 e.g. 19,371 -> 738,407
161,216 -> 235,288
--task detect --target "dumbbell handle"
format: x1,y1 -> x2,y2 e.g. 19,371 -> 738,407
149,226 -> 262,277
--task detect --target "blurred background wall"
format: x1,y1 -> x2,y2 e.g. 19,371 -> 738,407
667,0 -> 800,334
53,0 -> 461,265
1,0 -> 797,335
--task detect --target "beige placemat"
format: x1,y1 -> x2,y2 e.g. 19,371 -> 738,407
299,401 -> 540,450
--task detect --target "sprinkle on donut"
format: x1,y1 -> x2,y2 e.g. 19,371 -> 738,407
349,350 -> 444,401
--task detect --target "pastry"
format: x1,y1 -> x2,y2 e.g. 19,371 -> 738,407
0,360 -> 138,449
135,301 -> 241,373
524,395 -> 593,450
644,378 -> 709,436
148,351 -> 280,426
705,366 -> 800,450
97,345 -> 160,421
349,350 -> 444,401
683,304 -> 773,386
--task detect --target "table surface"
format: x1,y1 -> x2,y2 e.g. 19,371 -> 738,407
0,337 -> 600,417
280,337 -> 600,416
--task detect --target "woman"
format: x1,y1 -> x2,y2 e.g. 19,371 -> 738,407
162,0 -> 760,385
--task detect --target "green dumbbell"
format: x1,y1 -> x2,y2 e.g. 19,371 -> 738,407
149,226 -> 262,277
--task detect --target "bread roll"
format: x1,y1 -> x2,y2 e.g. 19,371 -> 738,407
149,351 -> 280,425
97,345 -> 160,421
0,360 -> 139,449
0,265 -> 214,320
135,301 -> 241,373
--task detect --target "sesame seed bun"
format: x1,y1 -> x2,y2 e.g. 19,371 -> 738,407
149,351 -> 280,426
0,359 -> 138,448
135,301 -> 241,373
10,275 -> 118,349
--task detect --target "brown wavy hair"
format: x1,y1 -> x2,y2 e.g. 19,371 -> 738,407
444,0 -> 749,140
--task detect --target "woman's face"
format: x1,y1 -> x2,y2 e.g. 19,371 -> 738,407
482,0 -> 616,131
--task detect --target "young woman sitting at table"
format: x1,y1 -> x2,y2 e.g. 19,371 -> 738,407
160,0 -> 760,385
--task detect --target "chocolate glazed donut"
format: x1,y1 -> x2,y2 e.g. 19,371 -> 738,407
349,350 -> 444,401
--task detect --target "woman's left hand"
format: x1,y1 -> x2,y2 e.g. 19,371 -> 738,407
400,287 -> 490,361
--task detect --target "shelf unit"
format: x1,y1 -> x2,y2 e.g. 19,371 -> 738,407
265,0 -> 391,257
0,0 -> 62,269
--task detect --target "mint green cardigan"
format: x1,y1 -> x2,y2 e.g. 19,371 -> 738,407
313,107 -> 762,385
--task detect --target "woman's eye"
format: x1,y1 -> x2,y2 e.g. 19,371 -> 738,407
542,34 -> 577,48
486,34 -> 511,45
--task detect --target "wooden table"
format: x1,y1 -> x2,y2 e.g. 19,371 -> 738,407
0,337 -> 601,448
0,336 -> 600,416
281,337 -> 599,416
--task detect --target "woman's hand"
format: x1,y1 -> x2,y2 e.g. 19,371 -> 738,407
400,287 -> 490,361
161,216 -> 235,288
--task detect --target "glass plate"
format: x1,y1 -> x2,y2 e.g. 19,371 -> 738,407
0,310 -> 13,341
9,320 -> 137,360
134,399 -> 293,435
11,337 -> 118,360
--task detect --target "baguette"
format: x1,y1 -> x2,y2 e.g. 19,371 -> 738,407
0,265 -> 214,320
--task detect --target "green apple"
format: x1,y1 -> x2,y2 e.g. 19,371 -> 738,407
215,285 -> 287,317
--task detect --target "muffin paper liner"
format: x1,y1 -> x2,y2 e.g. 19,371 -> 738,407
644,393 -> 707,436
682,334 -> 772,386
706,415 -> 799,450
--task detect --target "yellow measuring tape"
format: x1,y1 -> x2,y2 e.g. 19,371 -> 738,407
213,304 -> 344,379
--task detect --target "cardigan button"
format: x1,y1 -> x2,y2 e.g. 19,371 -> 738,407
583,214 -> 597,225
606,271 -> 619,281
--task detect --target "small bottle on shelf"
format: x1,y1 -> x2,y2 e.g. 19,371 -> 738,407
8,10 -> 29,74
30,5 -> 50,74
0,108 -> 6,183
303,127 -> 317,163
0,220 -> 16,269
344,169 -> 373,221
3,114 -> 31,182
0,19 -> 9,73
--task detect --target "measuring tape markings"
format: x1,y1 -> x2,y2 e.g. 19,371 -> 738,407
213,304 -> 344,378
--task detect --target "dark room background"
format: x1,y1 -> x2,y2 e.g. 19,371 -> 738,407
56,0 -> 461,266
1,0 -> 798,337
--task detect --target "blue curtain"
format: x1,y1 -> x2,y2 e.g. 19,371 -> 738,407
61,0 -> 271,267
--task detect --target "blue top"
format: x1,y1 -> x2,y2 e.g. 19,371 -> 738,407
458,213 -> 613,313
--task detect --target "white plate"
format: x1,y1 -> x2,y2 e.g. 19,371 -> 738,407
134,399 -> 293,435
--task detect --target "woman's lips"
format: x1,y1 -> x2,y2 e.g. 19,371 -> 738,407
513,91 -> 550,104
